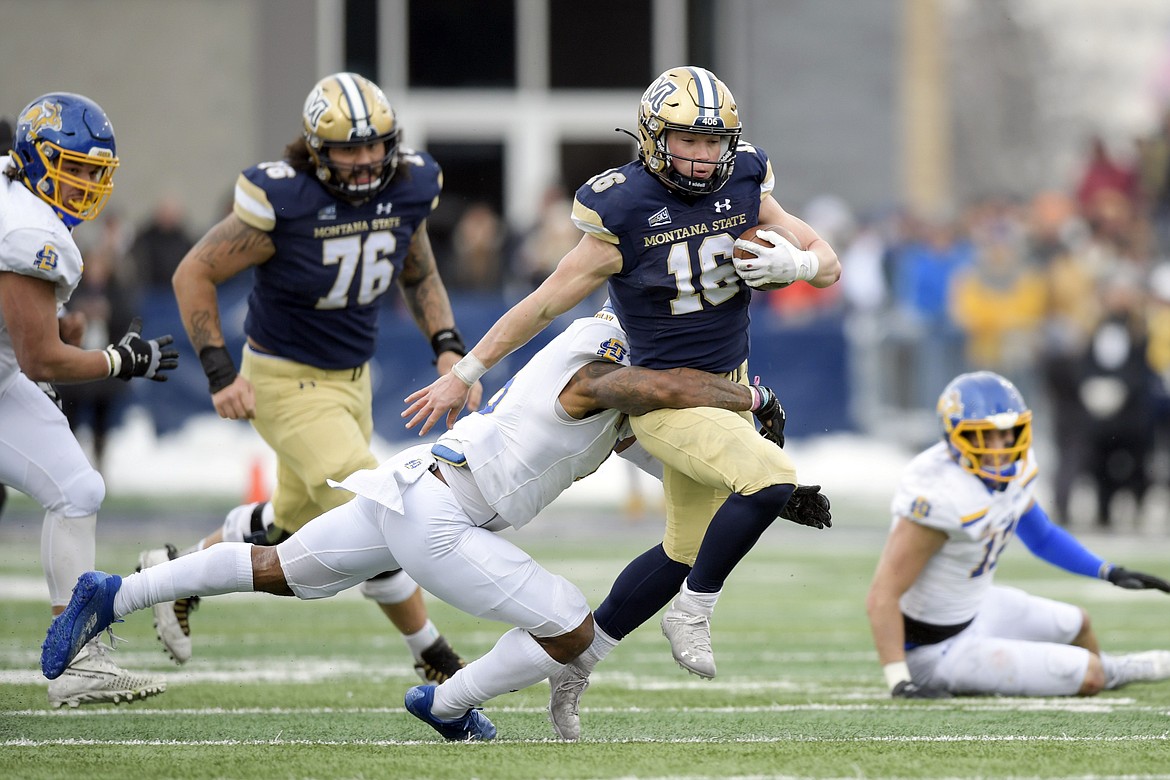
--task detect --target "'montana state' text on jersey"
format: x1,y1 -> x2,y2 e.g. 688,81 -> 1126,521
572,142 -> 775,372
233,148 -> 442,370
892,442 -> 1040,625
0,158 -> 85,390
433,310 -> 631,529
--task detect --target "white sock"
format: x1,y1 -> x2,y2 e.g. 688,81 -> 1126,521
41,512 -> 97,607
575,624 -> 620,673
113,542 -> 255,618
677,581 -> 720,616
403,619 -> 441,661
431,628 -> 560,720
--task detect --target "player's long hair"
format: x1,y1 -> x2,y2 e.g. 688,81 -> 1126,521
282,138 -> 413,185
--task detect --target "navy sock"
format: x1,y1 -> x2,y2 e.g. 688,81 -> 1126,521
595,544 -> 691,640
686,484 -> 794,593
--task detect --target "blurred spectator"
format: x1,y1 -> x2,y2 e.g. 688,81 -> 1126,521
1076,135 -> 1138,242
1077,274 -> 1158,529
129,195 -> 194,293
1136,107 -> 1170,256
511,185 -> 580,295
57,211 -> 137,471
949,216 -> 1046,392
448,201 -> 507,292
764,194 -> 849,322
888,210 -> 974,406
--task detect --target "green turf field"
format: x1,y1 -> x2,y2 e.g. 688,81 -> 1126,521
3,503 -> 1169,779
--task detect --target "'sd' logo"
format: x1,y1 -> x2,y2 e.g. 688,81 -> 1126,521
34,244 -> 59,272
596,338 -> 628,364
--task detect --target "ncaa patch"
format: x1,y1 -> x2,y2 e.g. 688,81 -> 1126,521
34,244 -> 59,272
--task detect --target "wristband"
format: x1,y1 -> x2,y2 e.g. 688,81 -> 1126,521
199,345 -> 238,394
748,385 -> 763,412
796,249 -> 820,282
430,328 -> 467,363
104,346 -> 122,378
883,661 -> 912,691
451,353 -> 486,387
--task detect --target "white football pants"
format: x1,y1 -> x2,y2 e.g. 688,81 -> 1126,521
907,585 -> 1089,696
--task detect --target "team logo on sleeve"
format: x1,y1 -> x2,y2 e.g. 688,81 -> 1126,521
909,496 -> 931,520
596,338 -> 629,364
34,244 -> 59,272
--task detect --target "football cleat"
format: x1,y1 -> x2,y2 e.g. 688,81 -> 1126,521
46,639 -> 165,709
548,661 -> 590,741
1108,650 -> 1170,688
137,545 -> 196,664
661,602 -> 716,679
414,636 -> 465,684
42,571 -> 122,680
404,684 -> 496,741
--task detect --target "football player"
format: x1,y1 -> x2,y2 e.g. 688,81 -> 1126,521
42,306 -> 819,741
403,66 -> 840,737
1,93 -> 177,707
153,73 -> 480,681
867,371 -> 1170,698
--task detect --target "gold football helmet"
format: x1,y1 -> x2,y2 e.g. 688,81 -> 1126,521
301,72 -> 400,201
636,66 -> 741,195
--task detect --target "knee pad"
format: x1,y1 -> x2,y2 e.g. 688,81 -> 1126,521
57,468 -> 105,517
359,570 -> 419,605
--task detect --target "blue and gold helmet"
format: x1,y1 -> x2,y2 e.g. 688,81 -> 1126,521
10,93 -> 119,228
636,66 -> 741,196
301,72 -> 400,201
937,371 -> 1032,485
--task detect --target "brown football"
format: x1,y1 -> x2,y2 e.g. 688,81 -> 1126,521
733,224 -> 802,258
733,224 -> 802,290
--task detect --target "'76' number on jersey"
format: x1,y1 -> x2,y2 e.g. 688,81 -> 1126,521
316,231 -> 395,309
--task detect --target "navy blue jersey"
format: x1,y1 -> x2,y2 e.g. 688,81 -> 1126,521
233,148 -> 442,369
571,141 -> 774,372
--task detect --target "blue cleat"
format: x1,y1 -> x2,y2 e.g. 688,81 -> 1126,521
41,572 -> 122,680
404,684 -> 497,741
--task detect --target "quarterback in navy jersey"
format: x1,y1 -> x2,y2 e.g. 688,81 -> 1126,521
159,73 -> 477,682
407,66 -> 839,736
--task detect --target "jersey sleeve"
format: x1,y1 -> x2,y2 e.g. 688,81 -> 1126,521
234,169 -> 277,232
564,316 -> 632,368
891,463 -> 964,535
735,140 -> 774,202
397,148 -> 443,215
0,227 -> 83,290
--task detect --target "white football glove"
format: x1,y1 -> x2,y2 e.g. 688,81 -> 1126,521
732,229 -> 819,288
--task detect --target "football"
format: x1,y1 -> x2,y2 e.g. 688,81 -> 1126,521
732,224 -> 802,290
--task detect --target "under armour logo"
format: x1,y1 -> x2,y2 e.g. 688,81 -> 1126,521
376,202 -> 393,215
714,199 -> 732,213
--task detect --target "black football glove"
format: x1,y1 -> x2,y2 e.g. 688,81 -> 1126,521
751,382 -> 785,447
105,317 -> 179,382
1104,566 -> 1170,593
779,484 -> 832,529
891,680 -> 952,699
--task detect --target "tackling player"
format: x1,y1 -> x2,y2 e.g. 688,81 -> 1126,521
867,371 -> 1170,698
1,93 -> 178,707
154,73 -> 479,681
403,66 -> 840,737
42,306 -> 823,741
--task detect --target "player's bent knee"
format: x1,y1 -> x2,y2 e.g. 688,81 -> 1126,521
52,467 -> 105,517
359,570 -> 419,604
1079,653 -> 1105,696
535,614 -> 594,663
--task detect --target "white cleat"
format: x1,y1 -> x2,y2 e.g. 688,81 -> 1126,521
137,545 -> 194,664
548,661 -> 590,740
661,602 -> 716,679
1113,650 -> 1170,687
47,639 -> 166,709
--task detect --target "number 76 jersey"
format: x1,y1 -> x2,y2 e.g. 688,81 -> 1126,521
893,442 -> 1040,626
232,148 -> 442,370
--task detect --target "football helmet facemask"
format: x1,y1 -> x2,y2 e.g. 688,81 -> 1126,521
10,93 -> 119,228
937,371 -> 1033,486
302,72 -> 400,202
636,66 -> 741,196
